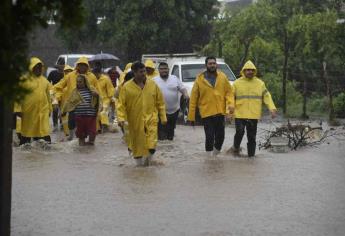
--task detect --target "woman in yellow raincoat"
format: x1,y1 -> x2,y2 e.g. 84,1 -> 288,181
117,62 -> 167,166
14,57 -> 52,144
229,60 -> 277,157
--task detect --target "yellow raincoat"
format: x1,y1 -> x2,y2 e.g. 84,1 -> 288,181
53,66 -> 74,136
144,59 -> 159,80
98,74 -> 115,126
188,70 -> 234,121
118,62 -> 132,85
233,61 -> 276,119
14,57 -> 52,137
117,78 -> 167,157
54,57 -> 100,103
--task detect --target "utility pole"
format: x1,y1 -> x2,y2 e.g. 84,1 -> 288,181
0,97 -> 13,236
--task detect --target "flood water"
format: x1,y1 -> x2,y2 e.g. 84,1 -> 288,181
11,124 -> 345,236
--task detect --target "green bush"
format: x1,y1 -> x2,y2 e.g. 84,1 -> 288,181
262,72 -> 303,117
307,95 -> 328,116
334,92 -> 345,118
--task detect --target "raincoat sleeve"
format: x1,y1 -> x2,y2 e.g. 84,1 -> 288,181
14,102 -> 22,113
155,85 -> 167,123
262,83 -> 276,111
117,86 -> 127,122
47,82 -> 53,113
188,79 -> 200,122
106,77 -> 115,98
88,73 -> 101,95
225,80 -> 235,109
114,85 -> 121,99
53,76 -> 67,102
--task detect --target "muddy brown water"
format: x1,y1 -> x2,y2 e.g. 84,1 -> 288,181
12,124 -> 345,236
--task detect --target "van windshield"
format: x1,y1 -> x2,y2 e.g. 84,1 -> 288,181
181,64 -> 236,82
66,57 -> 80,67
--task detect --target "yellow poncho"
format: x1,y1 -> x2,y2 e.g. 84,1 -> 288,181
117,78 -> 167,157
14,57 -> 52,137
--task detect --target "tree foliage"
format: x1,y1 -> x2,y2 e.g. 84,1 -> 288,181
57,0 -> 219,61
0,0 -> 84,102
204,0 -> 345,119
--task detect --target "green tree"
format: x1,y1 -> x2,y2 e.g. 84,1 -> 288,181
0,1 -> 84,235
99,0 -> 219,61
302,11 -> 344,121
56,0 -> 104,51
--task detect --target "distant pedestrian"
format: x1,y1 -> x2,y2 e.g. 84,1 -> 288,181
144,59 -> 159,80
48,59 -> 64,130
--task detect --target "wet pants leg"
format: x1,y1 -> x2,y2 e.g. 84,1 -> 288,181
166,110 -> 179,141
202,115 -> 225,152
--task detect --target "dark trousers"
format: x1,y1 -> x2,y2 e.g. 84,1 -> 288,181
20,136 -> 51,145
68,111 -> 76,130
158,110 -> 179,141
202,115 -> 225,152
233,119 -> 258,157
52,106 -> 59,127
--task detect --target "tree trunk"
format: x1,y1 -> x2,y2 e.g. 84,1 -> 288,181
218,40 -> 223,58
322,62 -> 335,122
0,97 -> 12,236
282,31 -> 289,115
238,41 -> 251,74
302,77 -> 308,119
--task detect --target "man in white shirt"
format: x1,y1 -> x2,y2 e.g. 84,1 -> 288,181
153,62 -> 189,140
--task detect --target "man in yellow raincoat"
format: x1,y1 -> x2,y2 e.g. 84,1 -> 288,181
14,57 -> 52,144
54,57 -> 99,140
188,56 -> 234,157
230,60 -> 277,157
92,64 -> 115,131
144,59 -> 159,80
53,65 -> 74,138
117,61 -> 167,167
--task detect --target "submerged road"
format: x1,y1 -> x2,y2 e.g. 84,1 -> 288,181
12,124 -> 345,236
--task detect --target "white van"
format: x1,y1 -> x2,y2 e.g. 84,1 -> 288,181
56,54 -> 94,67
46,54 -> 94,78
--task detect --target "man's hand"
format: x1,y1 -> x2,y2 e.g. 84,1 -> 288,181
271,109 -> 278,119
228,106 -> 235,115
225,115 -> 233,124
91,91 -> 99,97
161,120 -> 167,125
